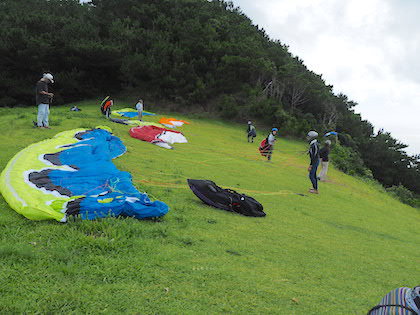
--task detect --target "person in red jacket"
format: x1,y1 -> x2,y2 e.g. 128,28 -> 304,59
100,96 -> 113,118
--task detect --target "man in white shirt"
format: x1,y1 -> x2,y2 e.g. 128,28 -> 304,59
135,99 -> 144,121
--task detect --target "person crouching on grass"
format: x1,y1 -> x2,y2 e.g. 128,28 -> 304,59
307,130 -> 320,194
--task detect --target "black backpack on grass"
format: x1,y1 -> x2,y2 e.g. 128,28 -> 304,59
187,179 -> 265,217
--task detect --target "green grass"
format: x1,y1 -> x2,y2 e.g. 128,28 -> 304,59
0,101 -> 419,314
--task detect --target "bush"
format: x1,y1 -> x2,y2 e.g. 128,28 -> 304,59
218,95 -> 239,119
330,143 -> 371,177
386,185 -> 418,208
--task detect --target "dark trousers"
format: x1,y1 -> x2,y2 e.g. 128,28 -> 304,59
309,158 -> 320,190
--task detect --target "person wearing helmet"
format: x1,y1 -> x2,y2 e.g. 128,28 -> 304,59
307,130 -> 320,194
35,73 -> 54,128
318,140 -> 331,181
247,121 -> 257,143
259,128 -> 278,161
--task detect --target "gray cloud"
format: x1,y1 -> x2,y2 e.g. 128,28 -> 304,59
232,0 -> 420,154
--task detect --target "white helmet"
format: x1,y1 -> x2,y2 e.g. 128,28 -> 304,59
307,130 -> 318,138
325,140 -> 332,145
43,73 -> 54,83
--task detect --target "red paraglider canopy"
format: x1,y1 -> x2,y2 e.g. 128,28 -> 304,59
129,125 -> 187,149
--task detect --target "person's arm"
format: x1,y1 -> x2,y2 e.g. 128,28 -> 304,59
308,144 -> 317,170
38,83 -> 53,97
310,144 -> 319,165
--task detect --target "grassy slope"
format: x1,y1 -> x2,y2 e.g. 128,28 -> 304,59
0,102 -> 419,314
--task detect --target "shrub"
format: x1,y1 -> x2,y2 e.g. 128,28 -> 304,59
218,95 -> 239,119
330,143 -> 371,177
386,185 -> 418,208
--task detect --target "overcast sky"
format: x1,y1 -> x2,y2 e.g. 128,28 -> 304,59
231,0 -> 420,155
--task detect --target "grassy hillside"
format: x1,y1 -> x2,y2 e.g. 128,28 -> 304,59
0,102 -> 419,314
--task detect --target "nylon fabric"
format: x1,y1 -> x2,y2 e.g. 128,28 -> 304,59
129,125 -> 187,149
0,128 -> 169,221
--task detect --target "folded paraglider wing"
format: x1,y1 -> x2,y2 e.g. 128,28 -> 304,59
112,108 -> 156,118
324,131 -> 338,137
0,128 -> 169,222
107,118 -> 162,127
159,117 -> 190,128
129,125 -> 187,149
187,179 -> 265,217
135,121 -> 165,128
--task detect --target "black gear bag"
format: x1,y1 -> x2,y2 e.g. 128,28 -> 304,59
187,179 -> 265,217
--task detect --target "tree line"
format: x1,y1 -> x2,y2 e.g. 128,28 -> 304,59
0,0 -> 418,202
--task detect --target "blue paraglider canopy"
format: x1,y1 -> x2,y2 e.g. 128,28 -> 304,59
324,131 -> 338,137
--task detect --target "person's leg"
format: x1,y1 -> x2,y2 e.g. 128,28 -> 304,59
138,110 -> 142,121
312,160 -> 319,190
324,162 -> 329,178
43,104 -> 50,127
37,104 -> 45,127
309,159 -> 319,190
320,161 -> 328,180
318,159 -> 323,180
267,146 -> 272,161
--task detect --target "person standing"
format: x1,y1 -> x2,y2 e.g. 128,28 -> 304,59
307,130 -> 320,194
259,128 -> 278,161
36,73 -> 54,128
135,99 -> 144,121
247,121 -> 257,142
100,96 -> 113,118
318,140 -> 331,181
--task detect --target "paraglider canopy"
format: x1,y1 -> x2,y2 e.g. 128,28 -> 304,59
324,131 -> 338,137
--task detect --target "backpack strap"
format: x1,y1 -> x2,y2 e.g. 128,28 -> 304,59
367,304 -> 416,314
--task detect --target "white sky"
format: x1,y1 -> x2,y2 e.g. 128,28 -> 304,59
232,0 -> 420,155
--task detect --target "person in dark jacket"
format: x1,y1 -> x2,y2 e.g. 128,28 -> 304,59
318,140 -> 331,181
35,73 -> 54,128
247,121 -> 257,142
307,130 -> 320,194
